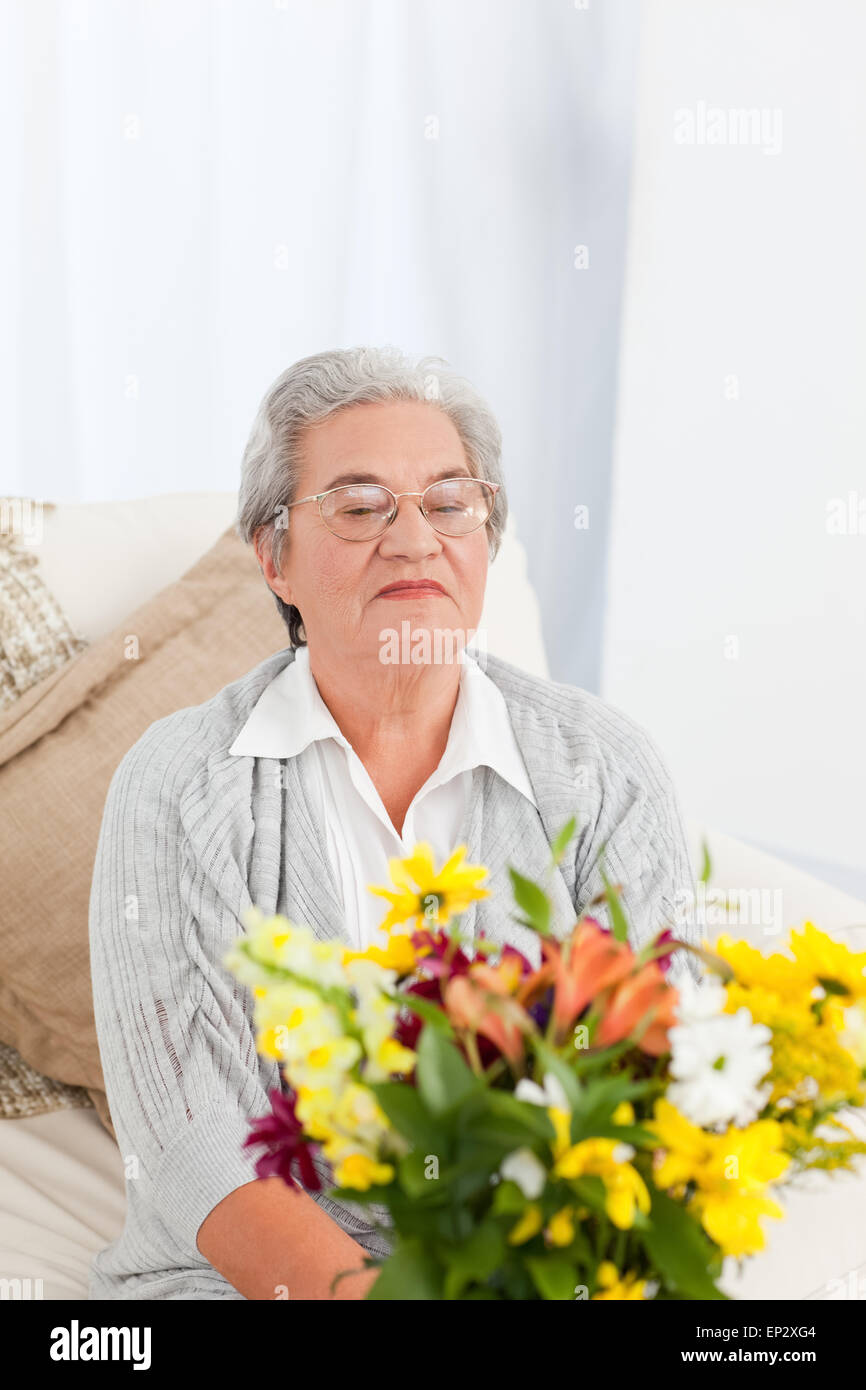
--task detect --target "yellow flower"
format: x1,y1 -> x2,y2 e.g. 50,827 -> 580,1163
294,1083 -> 342,1141
612,1101 -> 635,1125
366,842 -> 490,931
372,1035 -> 417,1077
548,1107 -> 572,1162
649,1099 -> 790,1256
553,1138 -> 651,1230
232,911 -> 348,987
711,935 -> 812,1000
331,1083 -> 394,1154
254,983 -> 342,1062
545,1205 -> 576,1247
289,1034 -> 362,1092
508,1204 -> 544,1245
593,1261 -> 649,1300
650,1098 -> 719,1188
789,922 -> 866,1001
699,1191 -> 785,1257
296,1079 -> 406,1175
725,982 -> 864,1108
344,933 -> 419,974
332,1152 -> 395,1191
838,1002 -> 866,1068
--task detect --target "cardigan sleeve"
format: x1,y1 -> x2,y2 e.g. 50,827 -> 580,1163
571,713 -> 702,985
88,719 -> 285,1281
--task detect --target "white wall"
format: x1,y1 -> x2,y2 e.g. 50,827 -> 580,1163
603,0 -> 866,886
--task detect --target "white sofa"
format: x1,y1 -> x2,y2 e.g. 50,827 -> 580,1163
1,493 -> 863,1300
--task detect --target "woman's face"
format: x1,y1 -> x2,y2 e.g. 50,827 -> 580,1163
261,400 -> 491,668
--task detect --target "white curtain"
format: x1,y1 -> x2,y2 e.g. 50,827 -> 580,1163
0,0 -> 639,688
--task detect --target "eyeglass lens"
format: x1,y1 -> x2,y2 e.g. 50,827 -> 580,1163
320,478 -> 494,539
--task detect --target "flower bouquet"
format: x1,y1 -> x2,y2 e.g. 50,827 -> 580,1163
224,820 -> 866,1299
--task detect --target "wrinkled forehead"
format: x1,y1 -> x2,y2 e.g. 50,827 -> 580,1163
295,400 -> 470,496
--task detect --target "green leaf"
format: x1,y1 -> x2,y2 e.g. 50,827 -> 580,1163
508,868 -> 552,937
415,1023 -> 481,1116
525,1254 -> 578,1300
570,1036 -> 640,1075
457,1115 -> 546,1156
512,915 -> 544,934
439,1222 -> 506,1299
573,1076 -> 654,1137
567,1174 -> 607,1215
483,1088 -> 558,1142
491,1178 -> 528,1216
599,859 -> 630,944
366,1080 -> 442,1151
627,1207 -> 652,1233
643,1188 -> 729,1300
572,1034 -> 639,1073
818,976 -> 850,997
699,839 -> 713,884
583,1122 -> 658,1148
529,1037 -> 584,1111
387,990 -> 455,1035
396,1149 -> 450,1200
455,1088 -> 556,1155
365,1239 -> 443,1300
550,815 -> 578,866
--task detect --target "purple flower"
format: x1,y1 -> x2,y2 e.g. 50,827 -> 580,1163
654,929 -> 676,974
242,1087 -> 324,1192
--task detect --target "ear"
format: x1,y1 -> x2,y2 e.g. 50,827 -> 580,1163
253,527 -> 295,607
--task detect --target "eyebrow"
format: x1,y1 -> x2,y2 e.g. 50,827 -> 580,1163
323,467 -> 473,491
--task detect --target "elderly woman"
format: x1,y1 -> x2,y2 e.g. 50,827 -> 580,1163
88,346 -> 698,1301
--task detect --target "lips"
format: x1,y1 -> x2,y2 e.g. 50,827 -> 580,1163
376,580 -> 447,597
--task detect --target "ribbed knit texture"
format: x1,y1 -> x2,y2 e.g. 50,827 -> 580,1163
88,645 -> 700,1300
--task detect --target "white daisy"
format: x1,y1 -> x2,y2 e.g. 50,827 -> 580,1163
668,1007 -> 773,1128
673,973 -> 728,1025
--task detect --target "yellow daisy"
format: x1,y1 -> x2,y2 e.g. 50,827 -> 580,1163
343,933 -> 419,974
789,922 -> 866,1001
366,842 -> 490,932
711,934 -> 812,1000
649,1099 -> 790,1257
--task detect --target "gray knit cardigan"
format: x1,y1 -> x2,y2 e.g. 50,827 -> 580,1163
87,645 -> 699,1299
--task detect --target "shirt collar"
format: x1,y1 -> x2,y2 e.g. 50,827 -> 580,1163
228,646 -> 537,809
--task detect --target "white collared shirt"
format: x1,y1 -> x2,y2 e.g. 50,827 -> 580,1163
228,646 -> 538,951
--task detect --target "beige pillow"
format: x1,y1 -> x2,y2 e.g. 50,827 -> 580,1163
0,527 -> 289,1139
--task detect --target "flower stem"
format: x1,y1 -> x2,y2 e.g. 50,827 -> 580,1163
594,1214 -> 610,1263
463,1029 -> 484,1077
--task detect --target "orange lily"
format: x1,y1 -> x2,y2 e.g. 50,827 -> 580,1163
596,961 -> 679,1056
471,954 -> 525,996
518,918 -> 636,1038
443,973 -> 527,1062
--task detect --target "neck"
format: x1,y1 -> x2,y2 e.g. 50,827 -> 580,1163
305,643 -> 463,768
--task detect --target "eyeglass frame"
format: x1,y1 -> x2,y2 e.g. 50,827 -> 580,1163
282,476 -> 501,541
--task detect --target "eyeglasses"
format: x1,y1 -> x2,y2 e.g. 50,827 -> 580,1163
284,476 -> 500,542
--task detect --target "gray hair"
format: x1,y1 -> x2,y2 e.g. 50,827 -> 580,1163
234,345 -> 507,646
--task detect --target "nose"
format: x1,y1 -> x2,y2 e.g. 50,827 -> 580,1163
377,493 -> 442,558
